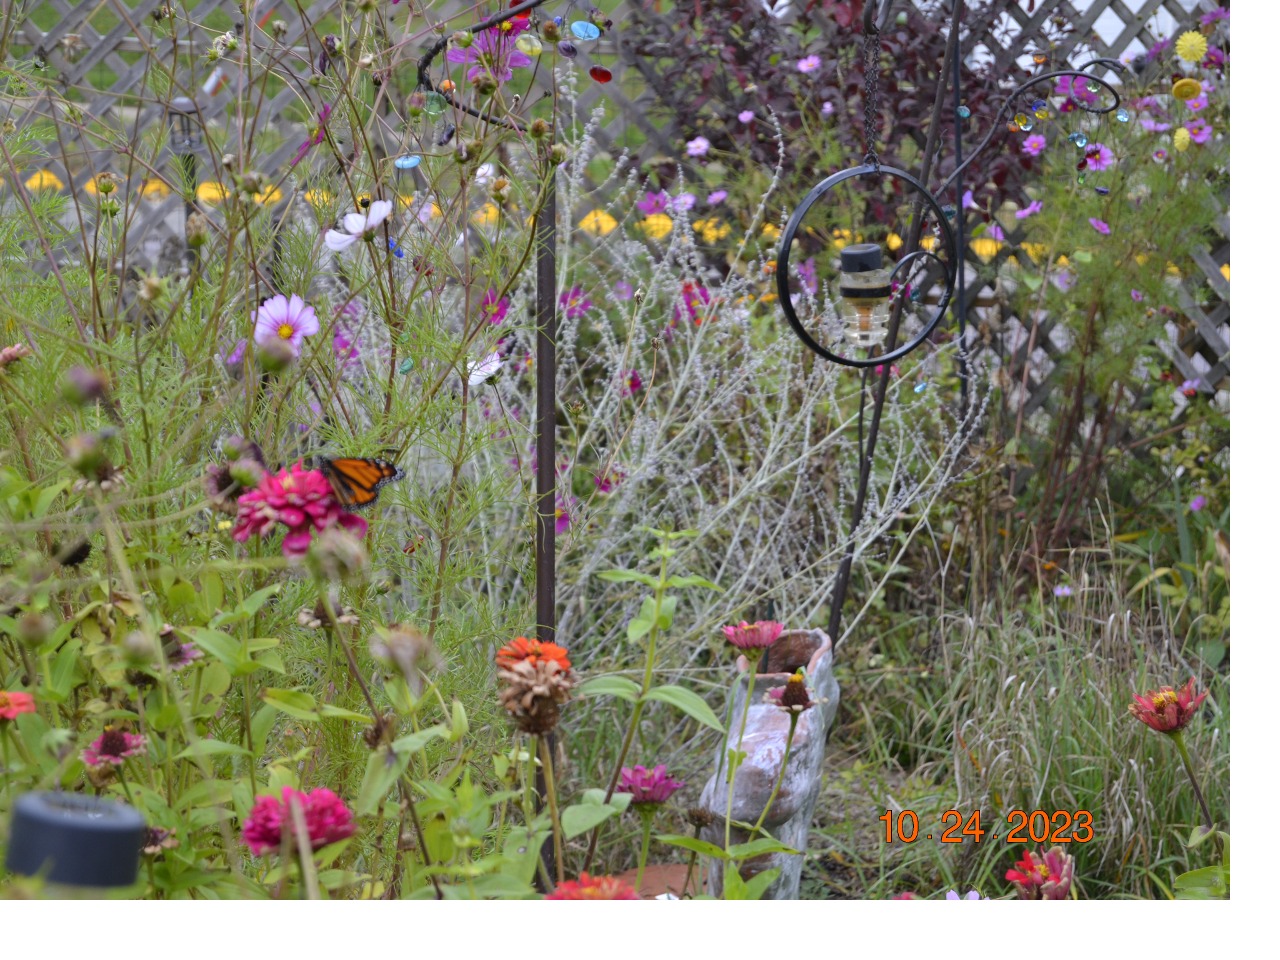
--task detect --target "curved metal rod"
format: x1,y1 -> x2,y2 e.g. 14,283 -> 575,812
413,0 -> 553,133
775,164 -> 957,368
864,0 -> 896,33
939,60 -> 1125,193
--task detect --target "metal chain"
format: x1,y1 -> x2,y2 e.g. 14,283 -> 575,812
862,25 -> 882,169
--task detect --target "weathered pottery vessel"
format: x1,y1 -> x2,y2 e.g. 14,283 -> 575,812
698,628 -> 840,899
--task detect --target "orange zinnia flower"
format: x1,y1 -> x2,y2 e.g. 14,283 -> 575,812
0,690 -> 36,721
495,636 -> 571,672
544,872 -> 640,900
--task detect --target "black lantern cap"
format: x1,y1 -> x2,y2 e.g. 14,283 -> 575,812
5,791 -> 146,888
840,242 -> 884,273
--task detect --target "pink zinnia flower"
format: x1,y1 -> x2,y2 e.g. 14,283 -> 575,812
233,461 -> 368,558
0,690 -> 36,721
445,20 -> 532,84
1083,143 -> 1114,171
765,671 -> 819,713
1128,677 -> 1207,734
242,786 -> 356,856
1088,218 -> 1110,235
1021,134 -> 1046,157
481,287 -> 510,325
685,136 -> 711,157
617,764 -> 685,807
545,873 -> 640,900
722,620 -> 785,651
559,286 -> 592,319
1007,846 -> 1074,900
636,192 -> 667,216
672,281 -> 712,326
252,294 -> 319,352
797,55 -> 821,74
82,727 -> 147,767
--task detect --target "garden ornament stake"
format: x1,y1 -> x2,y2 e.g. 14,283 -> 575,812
775,0 -> 1123,643
168,96 -> 201,264
5,791 -> 146,890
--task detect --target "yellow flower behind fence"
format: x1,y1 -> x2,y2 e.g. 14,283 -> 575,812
579,208 -> 618,236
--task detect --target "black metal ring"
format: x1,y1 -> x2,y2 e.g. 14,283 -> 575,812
5,791 -> 146,888
775,164 -> 957,368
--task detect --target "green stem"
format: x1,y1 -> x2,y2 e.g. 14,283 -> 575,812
723,653 -> 760,851
1170,729 -> 1214,831
538,734 -> 564,883
751,712 -> 798,837
635,807 -> 655,891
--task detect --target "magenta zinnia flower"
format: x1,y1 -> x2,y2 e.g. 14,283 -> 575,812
1128,678 -> 1207,734
252,294 -> 319,352
232,461 -> 368,558
82,728 -> 147,768
617,764 -> 685,808
445,20 -> 532,84
559,286 -> 592,319
242,786 -> 356,856
722,620 -> 785,651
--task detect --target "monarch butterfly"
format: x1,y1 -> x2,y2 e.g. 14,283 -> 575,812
317,456 -> 404,510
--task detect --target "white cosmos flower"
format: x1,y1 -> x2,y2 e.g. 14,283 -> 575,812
474,163 -> 495,185
325,199 -> 394,252
466,351 -> 503,387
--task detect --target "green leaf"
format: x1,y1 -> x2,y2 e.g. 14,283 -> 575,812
626,611 -> 655,642
664,575 -> 722,591
655,833 -> 728,861
182,626 -> 246,671
1073,249 -> 1094,263
176,739 -> 250,760
261,688 -> 320,721
46,639 -> 82,702
576,676 -> 642,702
167,580 -> 197,609
450,700 -> 468,741
596,569 -> 661,588
560,800 -> 622,839
657,594 -> 677,629
579,788 -> 630,813
317,704 -> 373,723
743,868 -> 782,900
642,684 -> 724,733
356,747 -> 411,817
392,724 -> 450,754
1174,865 -> 1228,899
727,837 -> 798,859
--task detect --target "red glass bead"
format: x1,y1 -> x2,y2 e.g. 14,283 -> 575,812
589,65 -> 613,83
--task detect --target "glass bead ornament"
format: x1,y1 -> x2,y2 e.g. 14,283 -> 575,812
1016,113 -> 1033,132
1069,132 -> 1088,148
1116,107 -> 1130,122
424,92 -> 447,119
1095,186 -> 1110,195
589,64 -> 612,83
1076,171 -> 1087,184
1085,78 -> 1101,93
1032,49 -> 1048,65
956,104 -> 971,119
1032,98 -> 1049,120
394,155 -> 421,170
399,358 -> 415,374
570,21 -> 601,41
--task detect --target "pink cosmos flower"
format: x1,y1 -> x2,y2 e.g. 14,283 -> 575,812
738,109 -> 755,123
1088,218 -> 1110,235
1054,75 -> 1098,106
445,19 -> 532,84
559,286 -> 592,319
621,369 -> 643,397
821,100 -> 834,116
233,461 -> 368,558
1131,289 -> 1145,302
617,764 -> 685,807
722,620 -> 785,651
636,192 -> 667,216
252,294 -> 319,352
672,192 -> 697,212
1021,134 -> 1046,157
1015,200 -> 1042,219
82,728 -> 147,768
554,493 -> 576,535
481,287 -> 510,325
614,280 -> 635,301
1186,118 -> 1212,144
242,786 -> 356,856
1199,8 -> 1229,30
797,55 -> 821,74
1140,118 -> 1171,133
593,468 -> 625,493
1084,143 -> 1114,171
685,136 -> 711,157
1189,495 -> 1207,512
1202,46 -> 1227,70
707,190 -> 728,206
1185,93 -> 1208,112
290,102 -> 332,167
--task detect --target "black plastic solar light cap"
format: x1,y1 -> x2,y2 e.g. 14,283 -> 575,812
5,791 -> 146,887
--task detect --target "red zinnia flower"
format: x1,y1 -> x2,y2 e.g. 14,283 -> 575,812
1005,846 -> 1074,900
544,872 -> 641,900
1128,677 -> 1208,734
242,786 -> 356,856
495,636 -> 572,672
0,690 -> 36,721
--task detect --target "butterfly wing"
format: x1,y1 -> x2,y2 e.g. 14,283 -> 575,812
318,457 -> 404,510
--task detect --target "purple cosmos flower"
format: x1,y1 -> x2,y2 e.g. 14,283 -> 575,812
1054,75 -> 1099,106
325,199 -> 393,252
1186,118 -> 1212,144
738,109 -> 755,123
1180,378 -> 1201,396
252,294 -> 319,351
222,338 -> 248,373
1053,584 -> 1072,597
797,55 -> 821,74
636,191 -> 667,216
559,286 -> 592,319
621,369 -> 642,397
83,728 -> 147,768
1152,148 -> 1168,163
291,102 -> 332,167
1147,38 -> 1172,59
614,280 -> 635,301
481,287 -> 509,325
961,189 -> 979,211
796,257 -> 818,295
617,764 -> 685,807
821,100 -> 834,116
685,136 -> 711,157
987,223 -> 1005,242
1084,143 -> 1114,171
1021,134 -> 1047,157
1185,93 -> 1208,112
1015,200 -> 1042,219
1140,118 -> 1172,133
1202,45 -> 1227,70
707,189 -> 728,206
445,20 -> 533,84
333,326 -> 360,366
554,493 -> 576,535
1200,8 -> 1229,30
1131,289 -> 1145,302
946,890 -> 989,901
672,192 -> 697,213
1051,269 -> 1076,292
1189,494 -> 1207,512
1088,218 -> 1110,235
